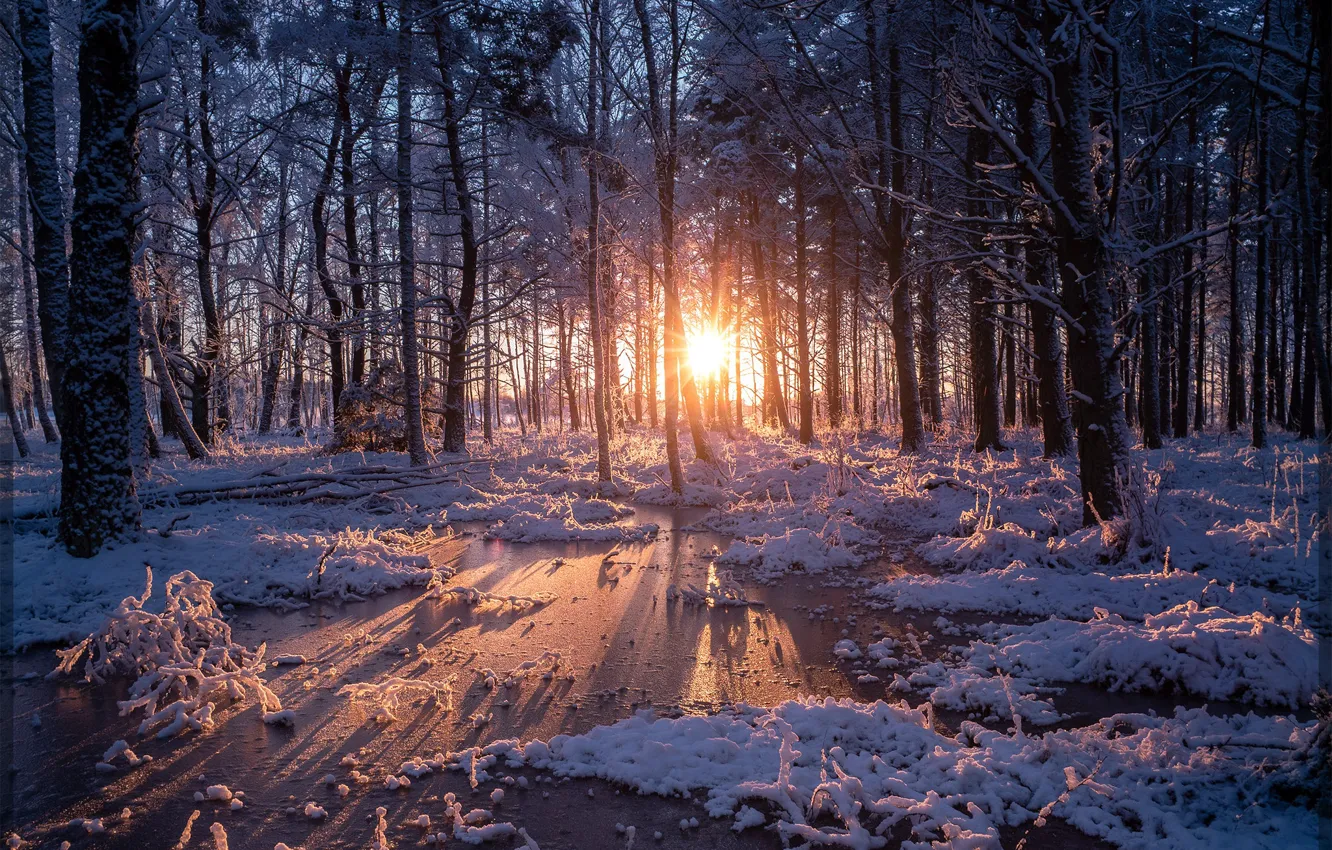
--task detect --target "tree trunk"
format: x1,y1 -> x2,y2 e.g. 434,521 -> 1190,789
143,300 -> 208,459
338,59 -> 367,388
16,0 -> 70,431
259,162 -> 290,434
1226,138 -> 1245,432
436,33 -> 480,454
14,164 -> 58,442
865,8 -> 923,452
1044,13 -> 1134,524
966,127 -> 1005,453
312,71 -> 346,424
795,153 -> 813,445
636,0 -> 712,491
60,0 -> 142,555
825,202 -> 842,428
1139,262 -> 1163,449
1250,7 -> 1270,449
750,195 -> 787,431
0,343 -> 31,458
585,0 -> 613,484
398,0 -> 428,466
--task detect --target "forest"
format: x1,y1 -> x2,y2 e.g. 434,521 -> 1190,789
3,0 -> 1327,551
3,0 -> 1330,847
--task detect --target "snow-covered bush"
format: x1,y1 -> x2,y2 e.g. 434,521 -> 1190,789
53,568 -> 285,738
326,362 -> 435,453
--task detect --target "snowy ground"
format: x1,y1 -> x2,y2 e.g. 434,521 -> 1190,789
7,425 -> 1326,849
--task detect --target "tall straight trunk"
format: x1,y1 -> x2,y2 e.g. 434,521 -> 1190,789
1042,10 -> 1133,523
601,253 -> 621,434
288,280 -> 313,430
585,0 -> 613,483
1294,7 -> 1329,438
732,256 -> 743,428
312,59 -> 347,424
259,161 -> 290,434
61,0 -> 141,555
1271,220 -> 1285,424
185,0 -> 227,442
558,301 -> 580,429
825,202 -> 842,428
917,268 -> 942,426
530,290 -> 543,432
647,248 -> 659,428
1194,129 -> 1210,431
795,152 -> 813,445
750,196 -> 785,429
967,127 -> 1005,453
1139,263 -> 1163,449
397,0 -> 427,465
16,0 -> 70,430
480,119 -> 493,442
436,34 -> 479,453
1250,2 -> 1270,448
851,243 -> 864,424
338,54 -> 367,387
1003,299 -> 1017,428
15,164 -> 57,442
634,0 -> 711,481
1227,137 -> 1245,432
865,7 -> 923,451
633,277 -> 644,424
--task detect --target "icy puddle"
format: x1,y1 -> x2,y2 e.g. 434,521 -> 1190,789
11,505 -> 1284,850
8,507 -> 976,850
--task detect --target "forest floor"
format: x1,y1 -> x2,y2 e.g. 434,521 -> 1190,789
6,425 -> 1324,849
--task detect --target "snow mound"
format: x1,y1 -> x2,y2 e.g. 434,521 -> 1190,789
441,698 -> 1314,850
447,492 -> 655,543
244,526 -> 442,605
718,528 -> 863,581
968,602 -> 1317,708
868,560 -> 1301,622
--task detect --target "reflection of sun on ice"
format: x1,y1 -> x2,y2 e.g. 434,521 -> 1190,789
687,328 -> 727,378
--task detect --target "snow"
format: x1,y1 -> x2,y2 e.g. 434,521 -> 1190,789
12,428 -> 1325,850
963,602 -> 1316,708
439,698 -> 1315,850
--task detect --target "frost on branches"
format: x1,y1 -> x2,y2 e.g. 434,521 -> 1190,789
52,568 -> 286,739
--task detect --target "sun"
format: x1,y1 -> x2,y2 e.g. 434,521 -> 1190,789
687,328 -> 728,379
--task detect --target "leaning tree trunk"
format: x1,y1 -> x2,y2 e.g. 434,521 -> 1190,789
17,0 -> 70,431
0,343 -> 31,458
15,165 -> 58,442
60,0 -> 142,556
142,299 -> 208,459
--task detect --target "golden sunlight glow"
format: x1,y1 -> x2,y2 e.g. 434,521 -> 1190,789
686,328 -> 728,379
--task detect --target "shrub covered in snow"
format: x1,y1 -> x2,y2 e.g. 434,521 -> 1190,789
53,568 -> 285,739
